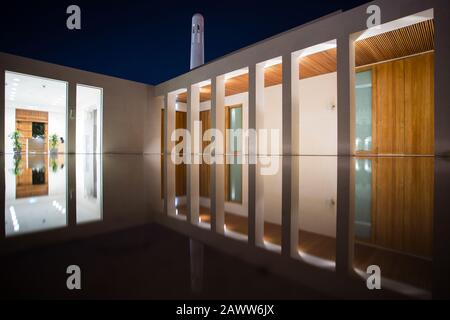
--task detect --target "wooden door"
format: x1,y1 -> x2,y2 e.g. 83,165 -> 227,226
199,110 -> 211,198
375,60 -> 405,154
404,53 -> 434,155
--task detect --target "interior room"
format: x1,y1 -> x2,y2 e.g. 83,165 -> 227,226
4,71 -> 67,155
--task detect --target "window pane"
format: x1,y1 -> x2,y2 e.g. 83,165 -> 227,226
355,71 -> 372,152
354,159 -> 372,240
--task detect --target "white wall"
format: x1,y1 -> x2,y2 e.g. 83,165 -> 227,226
299,72 -> 337,155
48,112 -> 67,151
298,157 -> 337,238
174,72 -> 337,218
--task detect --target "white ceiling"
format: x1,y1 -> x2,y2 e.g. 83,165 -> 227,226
5,71 -> 67,113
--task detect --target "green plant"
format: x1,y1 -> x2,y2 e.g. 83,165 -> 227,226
9,130 -> 22,153
50,158 -> 58,173
12,156 -> 23,176
49,134 -> 59,150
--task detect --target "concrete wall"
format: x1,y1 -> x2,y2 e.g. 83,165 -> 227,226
0,52 -> 155,154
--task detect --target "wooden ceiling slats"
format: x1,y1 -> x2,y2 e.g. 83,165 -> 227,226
177,20 -> 434,103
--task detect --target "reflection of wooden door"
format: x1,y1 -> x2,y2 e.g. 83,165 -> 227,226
16,155 -> 49,198
370,158 -> 434,258
160,110 -> 188,198
200,110 -> 211,198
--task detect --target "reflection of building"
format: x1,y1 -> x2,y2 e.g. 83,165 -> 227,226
4,154 -> 67,237
76,155 -> 102,224
15,155 -> 48,198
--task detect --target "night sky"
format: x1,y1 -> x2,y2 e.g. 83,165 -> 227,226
0,0 -> 371,85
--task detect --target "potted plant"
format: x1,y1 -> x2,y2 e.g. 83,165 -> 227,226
12,156 -> 23,176
49,134 -> 59,155
50,157 -> 59,173
9,130 -> 22,156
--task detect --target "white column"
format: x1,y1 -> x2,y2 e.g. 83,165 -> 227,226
211,75 -> 225,234
281,54 -> 293,256
249,63 -> 265,246
164,92 -> 177,216
290,53 -> 300,256
291,52 -> 301,156
187,84 -> 200,224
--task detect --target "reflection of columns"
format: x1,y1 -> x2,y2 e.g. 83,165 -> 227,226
336,157 -> 353,276
281,54 -> 294,256
190,239 -> 204,294
289,157 -> 299,257
164,92 -> 176,216
211,75 -> 225,234
249,64 -> 265,246
0,155 -> 5,237
337,35 -> 355,156
187,85 -> 200,224
68,155 -> 77,226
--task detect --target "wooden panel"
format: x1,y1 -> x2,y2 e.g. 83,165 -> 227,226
16,109 -> 48,123
299,48 -> 337,80
403,158 -> 434,257
367,158 -> 433,258
199,110 -> 211,198
404,53 -> 434,155
355,20 -> 434,67
176,20 -> 433,105
175,111 -> 187,197
16,156 -> 49,199
16,109 -> 49,154
375,59 -> 405,154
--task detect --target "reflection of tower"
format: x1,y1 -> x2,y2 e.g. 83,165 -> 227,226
190,239 -> 204,294
190,13 -> 204,70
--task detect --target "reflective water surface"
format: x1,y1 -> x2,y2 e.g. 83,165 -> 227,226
1,155 -> 449,299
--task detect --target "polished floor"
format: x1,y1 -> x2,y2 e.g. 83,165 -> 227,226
1,154 -> 449,300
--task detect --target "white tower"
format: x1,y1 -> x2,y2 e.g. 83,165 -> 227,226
190,13 -> 204,70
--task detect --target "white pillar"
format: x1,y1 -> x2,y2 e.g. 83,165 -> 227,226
164,92 -> 177,216
187,85 -> 200,224
290,53 -> 300,256
291,52 -> 301,156
211,75 -> 225,234
249,63 -> 265,246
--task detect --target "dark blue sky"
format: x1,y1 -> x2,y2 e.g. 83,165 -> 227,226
0,0 -> 371,85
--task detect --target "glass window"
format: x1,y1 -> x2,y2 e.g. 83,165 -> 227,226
354,159 -> 372,240
76,85 -> 103,154
355,71 -> 373,152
